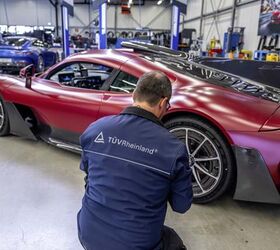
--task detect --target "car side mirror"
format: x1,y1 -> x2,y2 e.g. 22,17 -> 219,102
19,64 -> 35,89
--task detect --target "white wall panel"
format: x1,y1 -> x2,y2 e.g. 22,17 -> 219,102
106,6 -> 116,29
0,0 -> 261,51
141,6 -> 171,30
235,2 -> 261,51
69,4 -> 91,27
204,0 -> 233,14
186,0 -> 202,20
113,4 -> 171,30
185,0 -> 262,51
0,1 -> 171,34
182,19 -> 200,34
203,12 -> 232,47
0,0 -> 55,26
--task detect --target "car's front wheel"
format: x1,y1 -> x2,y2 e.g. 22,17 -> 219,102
0,97 -> 10,136
165,116 -> 235,203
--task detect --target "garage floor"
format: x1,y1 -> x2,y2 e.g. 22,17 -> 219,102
1,136 -> 280,250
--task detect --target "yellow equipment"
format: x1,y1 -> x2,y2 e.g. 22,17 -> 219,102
210,37 -> 217,50
240,50 -> 253,60
266,53 -> 279,62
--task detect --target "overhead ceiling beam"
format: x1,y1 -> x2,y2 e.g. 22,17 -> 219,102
49,0 -> 56,8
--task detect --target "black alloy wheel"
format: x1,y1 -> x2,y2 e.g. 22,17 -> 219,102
165,116 -> 235,203
0,98 -> 10,136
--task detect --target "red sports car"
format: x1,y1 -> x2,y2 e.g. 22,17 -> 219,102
0,42 -> 280,204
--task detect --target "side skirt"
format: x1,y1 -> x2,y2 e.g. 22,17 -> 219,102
41,136 -> 82,154
233,146 -> 280,204
5,102 -> 37,140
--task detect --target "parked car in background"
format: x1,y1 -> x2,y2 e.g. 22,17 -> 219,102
0,36 -> 58,74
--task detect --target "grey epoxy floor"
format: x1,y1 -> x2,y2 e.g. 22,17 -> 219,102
0,136 -> 280,250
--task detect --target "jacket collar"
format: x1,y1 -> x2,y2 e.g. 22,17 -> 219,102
121,106 -> 164,127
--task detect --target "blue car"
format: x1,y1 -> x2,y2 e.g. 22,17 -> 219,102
0,36 -> 58,73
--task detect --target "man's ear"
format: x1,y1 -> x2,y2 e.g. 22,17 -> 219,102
157,98 -> 164,111
159,97 -> 167,108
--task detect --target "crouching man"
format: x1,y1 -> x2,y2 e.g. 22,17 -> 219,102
77,71 -> 193,250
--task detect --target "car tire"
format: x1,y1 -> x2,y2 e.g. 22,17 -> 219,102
37,55 -> 45,72
0,97 -> 10,136
165,116 -> 235,203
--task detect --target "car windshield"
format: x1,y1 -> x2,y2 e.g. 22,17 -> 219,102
0,38 -> 29,47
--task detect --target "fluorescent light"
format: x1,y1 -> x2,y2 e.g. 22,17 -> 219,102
157,0 -> 163,5
128,0 -> 133,8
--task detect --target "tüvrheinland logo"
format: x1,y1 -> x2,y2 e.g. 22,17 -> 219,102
94,132 -> 105,143
93,131 -> 158,155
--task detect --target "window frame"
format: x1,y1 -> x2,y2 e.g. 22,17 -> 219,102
106,70 -> 139,94
2,37 -> 29,47
44,60 -> 119,91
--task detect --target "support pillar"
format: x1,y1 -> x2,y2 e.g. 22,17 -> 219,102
61,5 -> 70,58
171,5 -> 180,50
99,3 -> 107,49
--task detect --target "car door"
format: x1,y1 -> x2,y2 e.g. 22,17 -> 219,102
99,57 -> 167,117
33,61 -> 118,144
98,65 -> 141,118
99,57 -> 178,118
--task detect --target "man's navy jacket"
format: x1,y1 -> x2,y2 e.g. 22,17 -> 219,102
78,106 -> 193,250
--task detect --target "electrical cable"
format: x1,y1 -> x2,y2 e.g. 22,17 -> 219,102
3,0 -> 9,26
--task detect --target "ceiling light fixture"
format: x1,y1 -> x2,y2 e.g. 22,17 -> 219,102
128,0 -> 133,8
157,0 -> 163,5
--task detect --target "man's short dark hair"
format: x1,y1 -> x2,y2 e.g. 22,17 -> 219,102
133,71 -> 172,106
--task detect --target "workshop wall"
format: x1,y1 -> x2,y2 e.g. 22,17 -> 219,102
0,0 -> 55,26
185,0 -> 261,52
0,0 -> 171,36
235,3 -> 260,52
106,4 -> 171,30
1,0 -> 260,51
